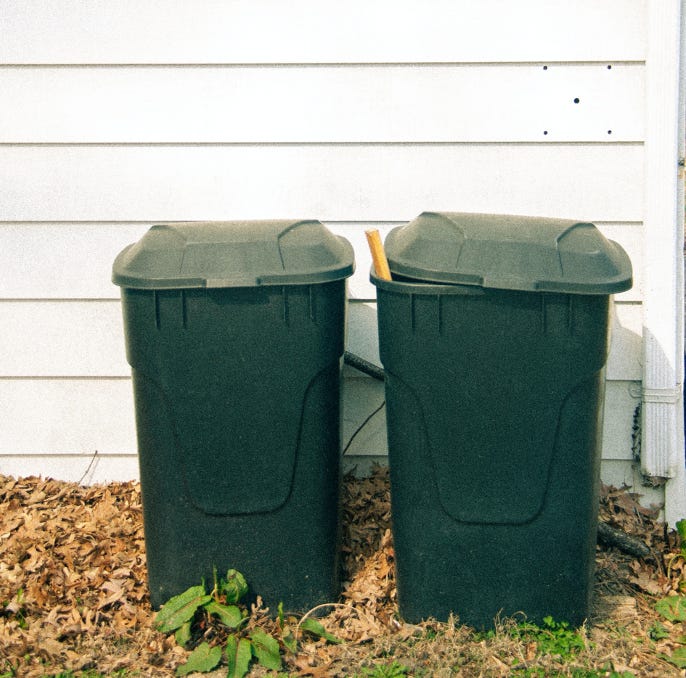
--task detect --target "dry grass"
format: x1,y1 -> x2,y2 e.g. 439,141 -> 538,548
1,466 -> 685,677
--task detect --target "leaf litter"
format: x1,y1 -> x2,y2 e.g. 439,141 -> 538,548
1,466 -> 685,676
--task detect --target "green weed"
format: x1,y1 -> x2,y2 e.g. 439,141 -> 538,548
355,660 -> 409,678
648,621 -> 670,640
155,568 -> 341,677
505,616 -> 588,660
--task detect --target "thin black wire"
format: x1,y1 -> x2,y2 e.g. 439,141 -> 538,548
342,400 -> 386,455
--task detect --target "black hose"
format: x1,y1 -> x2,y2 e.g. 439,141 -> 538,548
343,351 -> 385,381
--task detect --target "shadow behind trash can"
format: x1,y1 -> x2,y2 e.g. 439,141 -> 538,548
113,220 -> 354,611
372,212 -> 633,628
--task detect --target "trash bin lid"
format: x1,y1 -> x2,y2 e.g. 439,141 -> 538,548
384,212 -> 632,294
112,220 -> 355,289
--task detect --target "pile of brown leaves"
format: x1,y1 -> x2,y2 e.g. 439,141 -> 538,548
1,466 -> 685,677
0,476 -> 184,675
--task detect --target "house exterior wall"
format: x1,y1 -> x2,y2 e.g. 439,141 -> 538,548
0,0 -> 680,518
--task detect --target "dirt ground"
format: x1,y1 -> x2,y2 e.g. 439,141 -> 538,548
1,466 -> 685,677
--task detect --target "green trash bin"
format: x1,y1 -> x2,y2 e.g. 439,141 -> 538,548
113,220 -> 354,611
371,212 -> 632,628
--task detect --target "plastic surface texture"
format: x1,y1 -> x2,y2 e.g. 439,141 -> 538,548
372,212 -> 633,628
115,221 -> 352,611
112,219 -> 355,289
384,211 -> 632,294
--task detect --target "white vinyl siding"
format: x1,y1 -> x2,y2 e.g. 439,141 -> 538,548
0,1 -> 645,64
0,65 -> 644,143
1,0 -> 674,518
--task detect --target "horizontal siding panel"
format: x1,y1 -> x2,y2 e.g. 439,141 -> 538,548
0,298 -> 639,379
0,223 -> 148,300
0,222 -> 642,302
0,454 -> 140,484
0,379 -> 137,455
0,1 -> 645,65
0,301 -> 128,377
0,145 -> 643,222
608,303 -> 642,381
0,223 -> 146,300
0,64 -> 644,143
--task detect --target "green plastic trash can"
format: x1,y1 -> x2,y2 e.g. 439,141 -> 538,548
113,220 -> 354,611
371,212 -> 632,628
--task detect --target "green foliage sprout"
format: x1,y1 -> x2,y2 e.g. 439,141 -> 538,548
505,616 -> 588,661
154,568 -> 342,677
654,518 -> 686,669
356,660 -> 409,677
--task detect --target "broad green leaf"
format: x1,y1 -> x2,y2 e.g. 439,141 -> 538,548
300,617 -> 343,644
175,642 -> 221,676
205,601 -> 243,628
221,569 -> 249,604
226,634 -> 253,678
174,620 -> 192,647
656,595 -> 686,622
251,628 -> 282,670
155,585 -> 212,633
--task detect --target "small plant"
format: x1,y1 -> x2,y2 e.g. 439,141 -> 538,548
654,594 -> 686,622
356,660 -> 409,678
664,518 -> 686,590
676,519 -> 686,557
155,568 -> 341,677
648,621 -> 670,640
652,518 -> 686,669
506,616 -> 587,660
3,588 -> 28,630
654,592 -> 686,669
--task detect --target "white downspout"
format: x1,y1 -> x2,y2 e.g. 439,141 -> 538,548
642,0 -> 685,525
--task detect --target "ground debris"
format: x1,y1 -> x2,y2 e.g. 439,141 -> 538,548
0,468 -> 685,676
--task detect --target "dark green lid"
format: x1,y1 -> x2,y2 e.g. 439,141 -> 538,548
112,220 -> 355,289
383,211 -> 633,294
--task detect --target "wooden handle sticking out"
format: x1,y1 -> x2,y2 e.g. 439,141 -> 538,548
365,229 -> 392,281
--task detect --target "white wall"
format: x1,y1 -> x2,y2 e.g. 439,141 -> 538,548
0,1 -> 665,509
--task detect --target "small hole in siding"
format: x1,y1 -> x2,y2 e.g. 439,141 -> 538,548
573,97 -> 580,104
543,65 -> 548,70
543,130 -> 548,135
607,64 -> 612,70
607,130 -> 613,135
